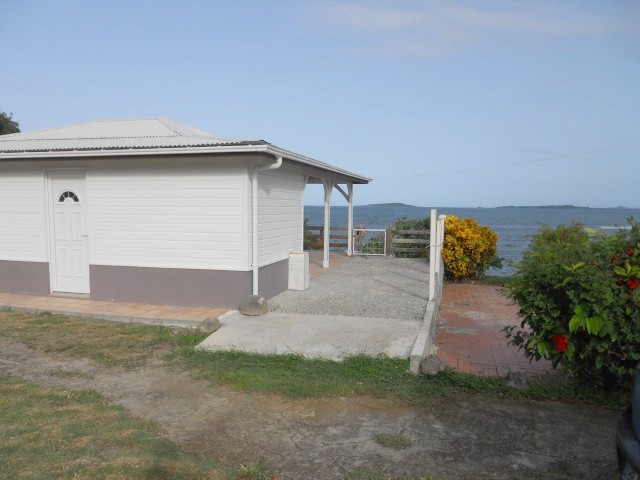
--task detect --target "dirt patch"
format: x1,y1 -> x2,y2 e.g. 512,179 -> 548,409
0,340 -> 618,479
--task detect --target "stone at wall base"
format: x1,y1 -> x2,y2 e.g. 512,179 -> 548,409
421,355 -> 446,375
239,295 -> 268,316
504,369 -> 529,389
200,317 -> 221,333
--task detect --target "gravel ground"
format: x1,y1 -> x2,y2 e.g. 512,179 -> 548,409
271,256 -> 430,320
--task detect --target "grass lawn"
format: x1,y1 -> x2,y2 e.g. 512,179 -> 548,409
182,349 -> 628,409
0,310 -> 628,409
0,309 -> 201,368
0,376 -> 237,480
0,310 -> 619,479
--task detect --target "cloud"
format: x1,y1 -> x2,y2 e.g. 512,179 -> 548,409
311,1 -> 630,58
327,4 -> 426,31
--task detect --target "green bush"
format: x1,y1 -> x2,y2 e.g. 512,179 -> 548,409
505,221 -> 640,390
393,216 -> 429,231
303,217 -> 321,250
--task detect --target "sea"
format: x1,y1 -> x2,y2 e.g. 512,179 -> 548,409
304,205 -> 640,276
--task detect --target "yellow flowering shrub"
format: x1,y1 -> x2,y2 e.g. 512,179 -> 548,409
442,215 -> 499,279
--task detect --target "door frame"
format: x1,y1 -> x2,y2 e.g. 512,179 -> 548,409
44,169 -> 90,294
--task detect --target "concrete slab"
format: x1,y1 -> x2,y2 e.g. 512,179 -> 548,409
273,255 -> 429,320
197,311 -> 420,360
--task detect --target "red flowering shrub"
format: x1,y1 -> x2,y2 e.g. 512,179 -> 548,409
551,335 -> 569,352
504,220 -> 640,390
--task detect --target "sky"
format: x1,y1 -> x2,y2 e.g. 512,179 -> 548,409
2,0 -> 639,208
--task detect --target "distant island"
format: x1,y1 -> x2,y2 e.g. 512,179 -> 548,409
362,202 -> 417,208
497,205 -> 590,209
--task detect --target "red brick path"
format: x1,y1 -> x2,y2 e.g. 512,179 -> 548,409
435,283 -> 560,380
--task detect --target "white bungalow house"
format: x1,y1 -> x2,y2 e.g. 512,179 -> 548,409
0,118 -> 369,307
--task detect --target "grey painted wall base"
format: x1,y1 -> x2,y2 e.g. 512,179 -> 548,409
0,260 -> 50,295
0,259 -> 290,309
258,259 -> 289,300
90,265 -> 251,308
90,259 -> 289,308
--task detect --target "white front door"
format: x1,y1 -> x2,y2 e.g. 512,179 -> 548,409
49,174 -> 90,294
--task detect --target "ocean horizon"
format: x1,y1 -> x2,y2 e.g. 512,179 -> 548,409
303,204 -> 640,276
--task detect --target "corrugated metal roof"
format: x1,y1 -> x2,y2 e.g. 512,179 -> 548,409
0,117 -> 265,152
0,117 -> 371,184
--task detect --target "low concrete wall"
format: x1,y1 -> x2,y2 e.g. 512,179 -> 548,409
410,210 -> 446,374
409,299 -> 439,374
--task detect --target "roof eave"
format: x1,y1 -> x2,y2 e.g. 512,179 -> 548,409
264,145 -> 370,184
0,144 -> 371,184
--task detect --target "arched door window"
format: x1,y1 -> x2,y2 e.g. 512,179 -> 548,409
58,190 -> 80,203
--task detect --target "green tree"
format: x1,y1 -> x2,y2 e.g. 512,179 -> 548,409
0,111 -> 20,135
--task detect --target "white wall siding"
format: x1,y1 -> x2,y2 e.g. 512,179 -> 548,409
257,168 -> 304,266
0,156 -> 307,273
88,158 -> 248,270
0,166 -> 47,262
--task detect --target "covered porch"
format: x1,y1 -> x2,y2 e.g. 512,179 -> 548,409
301,170 -> 366,269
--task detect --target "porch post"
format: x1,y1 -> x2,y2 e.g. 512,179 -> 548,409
302,176 -> 310,250
334,183 -> 354,256
347,183 -> 354,256
323,179 -> 333,268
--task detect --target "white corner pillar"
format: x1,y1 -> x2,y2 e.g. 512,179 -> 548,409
251,156 -> 283,295
335,183 -> 354,256
322,179 -> 334,268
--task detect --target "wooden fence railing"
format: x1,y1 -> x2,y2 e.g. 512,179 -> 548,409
384,226 -> 430,256
304,225 -> 430,256
304,225 -> 349,250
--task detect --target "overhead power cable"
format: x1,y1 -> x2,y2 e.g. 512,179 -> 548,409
375,141 -> 640,180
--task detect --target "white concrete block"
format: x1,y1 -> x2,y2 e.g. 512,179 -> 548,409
288,251 -> 309,290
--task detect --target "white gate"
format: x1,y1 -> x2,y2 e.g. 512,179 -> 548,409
352,228 -> 386,256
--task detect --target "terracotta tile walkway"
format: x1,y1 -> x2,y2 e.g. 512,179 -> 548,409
0,292 -> 227,328
435,283 -> 562,381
